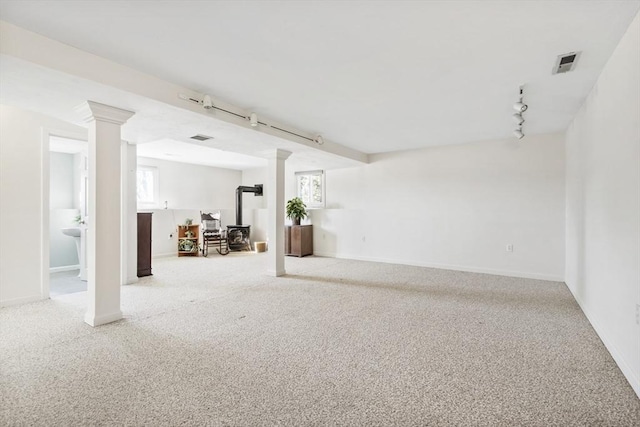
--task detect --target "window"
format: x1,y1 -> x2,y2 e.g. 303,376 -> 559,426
137,166 -> 159,207
296,170 -> 324,208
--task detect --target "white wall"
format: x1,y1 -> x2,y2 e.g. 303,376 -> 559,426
136,157 -> 241,257
242,167 -> 268,244
137,157 -> 241,211
565,12 -> 640,397
0,105 -> 86,306
50,152 -> 74,209
49,152 -> 79,268
306,133 -> 565,281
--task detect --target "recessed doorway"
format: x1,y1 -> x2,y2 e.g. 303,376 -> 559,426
47,135 -> 88,298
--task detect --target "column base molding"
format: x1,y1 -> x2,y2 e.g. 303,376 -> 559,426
84,310 -> 123,327
266,269 -> 286,277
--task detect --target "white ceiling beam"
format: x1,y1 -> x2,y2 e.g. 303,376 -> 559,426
0,20 -> 368,165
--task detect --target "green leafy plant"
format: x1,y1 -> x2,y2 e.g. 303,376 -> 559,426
286,197 -> 308,225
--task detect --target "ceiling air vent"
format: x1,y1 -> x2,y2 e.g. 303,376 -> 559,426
190,134 -> 214,141
553,51 -> 581,74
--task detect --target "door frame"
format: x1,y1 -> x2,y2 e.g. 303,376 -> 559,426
41,127 -> 88,299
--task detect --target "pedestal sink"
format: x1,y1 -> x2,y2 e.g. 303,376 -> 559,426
61,227 -> 87,281
61,227 -> 81,238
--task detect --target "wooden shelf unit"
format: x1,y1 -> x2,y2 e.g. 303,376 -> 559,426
178,224 -> 200,257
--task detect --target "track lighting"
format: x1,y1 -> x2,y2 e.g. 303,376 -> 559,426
512,102 -> 528,113
512,113 -> 524,126
512,85 -> 527,140
178,91 -> 327,147
249,112 -> 258,127
202,94 -> 213,109
512,85 -> 528,112
513,129 -> 524,139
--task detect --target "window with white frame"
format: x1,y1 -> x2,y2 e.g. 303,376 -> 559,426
296,170 -> 325,208
137,166 -> 159,207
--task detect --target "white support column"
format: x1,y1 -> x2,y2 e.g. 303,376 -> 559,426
121,141 -> 138,285
76,101 -> 134,327
265,149 -> 291,276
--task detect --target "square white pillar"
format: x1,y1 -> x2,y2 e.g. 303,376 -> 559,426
76,101 -> 134,327
121,141 -> 138,285
265,149 -> 291,276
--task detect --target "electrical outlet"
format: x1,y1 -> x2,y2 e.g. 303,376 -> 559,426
362,236 -> 366,243
636,304 -> 640,325
506,244 -> 513,252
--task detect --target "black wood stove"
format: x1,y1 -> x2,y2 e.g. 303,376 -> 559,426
227,184 -> 263,251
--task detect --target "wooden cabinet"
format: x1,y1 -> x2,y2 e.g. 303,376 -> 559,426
137,212 -> 153,277
178,224 -> 200,257
285,225 -> 313,257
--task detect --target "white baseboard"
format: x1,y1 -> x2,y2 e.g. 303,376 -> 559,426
49,264 -> 80,273
565,284 -> 640,399
312,252 -> 564,282
153,252 -> 176,259
0,294 -> 45,308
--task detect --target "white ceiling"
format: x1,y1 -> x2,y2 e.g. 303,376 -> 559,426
136,138 -> 266,170
1,0 -> 639,155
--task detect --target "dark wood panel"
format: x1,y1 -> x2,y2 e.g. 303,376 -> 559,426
285,226 -> 291,255
285,225 -> 313,257
137,212 -> 153,277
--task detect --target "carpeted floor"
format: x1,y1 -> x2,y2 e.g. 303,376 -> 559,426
1,254 -> 638,426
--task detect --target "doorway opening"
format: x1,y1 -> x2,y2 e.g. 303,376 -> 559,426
46,134 -> 88,298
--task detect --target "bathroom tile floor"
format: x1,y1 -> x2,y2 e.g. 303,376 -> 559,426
49,270 -> 86,297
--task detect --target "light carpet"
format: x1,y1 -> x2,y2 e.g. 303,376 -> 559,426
1,254 -> 638,426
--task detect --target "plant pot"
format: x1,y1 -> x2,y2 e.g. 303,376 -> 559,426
292,218 -> 301,226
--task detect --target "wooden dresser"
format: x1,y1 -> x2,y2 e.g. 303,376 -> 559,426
137,212 -> 153,277
285,225 -> 313,257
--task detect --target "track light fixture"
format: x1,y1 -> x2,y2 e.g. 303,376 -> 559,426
512,85 -> 527,140
512,86 -> 528,113
202,94 -> 213,109
513,102 -> 528,113
178,92 -> 328,147
249,112 -> 258,127
512,113 -> 524,126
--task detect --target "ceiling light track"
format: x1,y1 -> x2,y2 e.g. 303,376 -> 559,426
270,125 -> 314,142
178,92 -> 326,145
215,107 -> 246,120
512,85 -> 527,140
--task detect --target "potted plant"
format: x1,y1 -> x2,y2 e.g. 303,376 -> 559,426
286,197 -> 308,225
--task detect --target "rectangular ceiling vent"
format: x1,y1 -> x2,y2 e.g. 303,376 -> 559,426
190,134 -> 214,141
553,51 -> 581,74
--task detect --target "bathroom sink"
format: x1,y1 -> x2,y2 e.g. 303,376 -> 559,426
61,227 -> 82,237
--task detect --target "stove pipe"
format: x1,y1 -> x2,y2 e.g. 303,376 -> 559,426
235,184 -> 263,225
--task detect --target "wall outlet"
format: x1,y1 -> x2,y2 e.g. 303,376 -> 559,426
362,236 -> 366,243
636,304 -> 640,325
506,244 -> 513,252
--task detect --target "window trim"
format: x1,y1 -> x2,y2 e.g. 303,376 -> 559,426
295,170 -> 325,209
